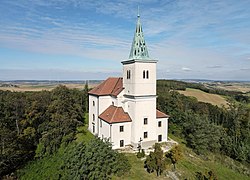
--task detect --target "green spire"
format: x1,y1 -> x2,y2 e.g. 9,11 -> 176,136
129,9 -> 150,60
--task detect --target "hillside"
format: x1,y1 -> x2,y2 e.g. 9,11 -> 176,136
178,88 -> 228,107
1,80 -> 249,179
18,134 -> 250,180
16,113 -> 250,180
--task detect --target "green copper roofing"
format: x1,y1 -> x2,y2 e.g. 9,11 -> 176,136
129,11 -> 150,60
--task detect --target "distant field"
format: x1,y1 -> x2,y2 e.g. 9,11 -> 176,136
0,83 -> 98,92
215,85 -> 250,93
178,88 -> 228,107
205,82 -> 250,93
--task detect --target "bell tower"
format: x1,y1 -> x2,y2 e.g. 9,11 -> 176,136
121,10 -> 158,148
122,10 -> 157,97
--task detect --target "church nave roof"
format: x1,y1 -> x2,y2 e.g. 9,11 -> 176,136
88,77 -> 123,97
99,105 -> 132,124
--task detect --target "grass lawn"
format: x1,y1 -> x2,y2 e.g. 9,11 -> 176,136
113,154 -> 163,180
177,150 -> 250,180
75,113 -> 94,143
114,134 -> 250,180
75,125 -> 94,143
18,149 -> 65,180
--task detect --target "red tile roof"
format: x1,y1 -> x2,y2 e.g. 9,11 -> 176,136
88,77 -> 123,97
99,105 -> 132,124
156,109 -> 169,118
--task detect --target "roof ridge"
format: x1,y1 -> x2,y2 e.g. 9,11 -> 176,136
110,106 -> 118,123
110,78 -> 120,95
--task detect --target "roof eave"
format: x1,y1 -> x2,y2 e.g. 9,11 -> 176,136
99,117 -> 132,124
157,116 -> 170,119
121,59 -> 158,65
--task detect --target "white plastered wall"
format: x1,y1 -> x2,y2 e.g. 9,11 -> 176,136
127,97 -> 157,149
123,61 -> 156,96
88,95 -> 98,135
89,95 -> 119,136
111,122 -> 132,149
156,117 -> 169,142
99,120 -> 132,149
99,120 -> 111,140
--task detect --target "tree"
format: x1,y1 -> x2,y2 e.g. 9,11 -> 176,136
36,86 -> 83,157
145,151 -> 156,173
145,143 -> 166,176
157,80 -> 250,163
137,149 -> 145,158
0,87 -> 88,176
166,145 -> 183,170
184,113 -> 222,154
195,170 -> 218,180
83,82 -> 89,112
61,138 -> 131,179
114,153 -> 131,177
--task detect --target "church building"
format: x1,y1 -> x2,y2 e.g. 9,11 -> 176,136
88,13 -> 169,149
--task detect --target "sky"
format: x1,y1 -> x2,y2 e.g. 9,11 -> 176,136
0,0 -> 250,81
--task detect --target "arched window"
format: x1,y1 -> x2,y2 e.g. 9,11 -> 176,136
143,70 -> 145,79
93,101 -> 95,106
146,70 -> 149,79
93,114 -> 95,121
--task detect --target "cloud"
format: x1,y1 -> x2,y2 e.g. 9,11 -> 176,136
0,24 -> 130,61
240,68 -> 250,71
0,69 -> 121,81
182,67 -> 192,71
207,65 -> 223,68
1,0 -> 250,81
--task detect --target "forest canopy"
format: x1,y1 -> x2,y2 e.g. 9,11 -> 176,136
0,85 -> 88,176
157,80 -> 250,162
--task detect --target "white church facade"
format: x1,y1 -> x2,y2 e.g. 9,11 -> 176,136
88,13 -> 169,150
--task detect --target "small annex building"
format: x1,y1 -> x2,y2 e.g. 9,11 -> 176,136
88,13 -> 169,150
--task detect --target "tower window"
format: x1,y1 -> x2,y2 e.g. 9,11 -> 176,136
93,124 -> 95,133
100,120 -> 102,128
143,70 -> 149,79
144,132 -> 148,139
93,114 -> 95,121
127,70 -> 131,79
146,70 -> 149,79
93,101 -> 95,106
144,118 -> 148,125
